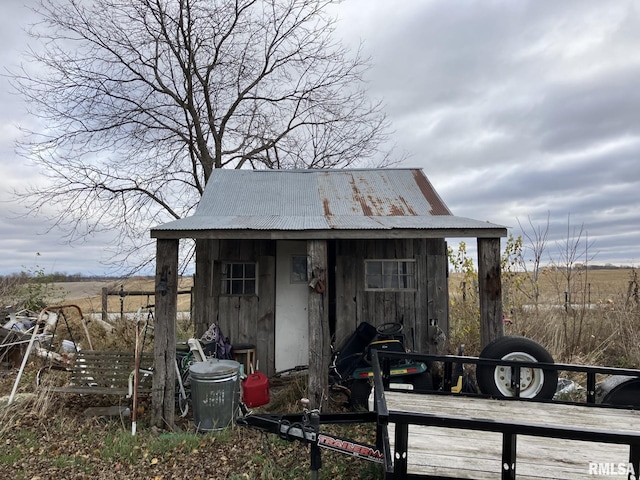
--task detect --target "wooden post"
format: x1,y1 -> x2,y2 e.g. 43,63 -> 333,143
151,238 -> 178,429
425,239 -> 449,354
478,237 -> 504,348
307,239 -> 329,411
101,287 -> 108,323
257,254 -> 276,377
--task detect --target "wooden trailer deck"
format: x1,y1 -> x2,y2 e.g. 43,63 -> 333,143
237,349 -> 640,480
383,391 -> 640,479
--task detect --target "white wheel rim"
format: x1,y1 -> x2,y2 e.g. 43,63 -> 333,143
493,351 -> 544,398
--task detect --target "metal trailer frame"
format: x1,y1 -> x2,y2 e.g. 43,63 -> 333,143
374,350 -> 640,480
237,349 -> 640,480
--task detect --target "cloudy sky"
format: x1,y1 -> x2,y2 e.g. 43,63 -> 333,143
1,0 -> 639,275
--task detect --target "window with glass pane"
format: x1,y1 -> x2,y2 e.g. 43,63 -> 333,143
222,262 -> 257,295
365,260 -> 415,290
291,255 -> 308,283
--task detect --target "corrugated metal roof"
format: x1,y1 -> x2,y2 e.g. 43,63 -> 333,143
152,168 -> 506,235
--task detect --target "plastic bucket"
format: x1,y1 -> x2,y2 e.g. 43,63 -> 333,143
189,359 -> 241,431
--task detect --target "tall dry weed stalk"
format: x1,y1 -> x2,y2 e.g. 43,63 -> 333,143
0,387 -> 62,440
449,239 -> 640,368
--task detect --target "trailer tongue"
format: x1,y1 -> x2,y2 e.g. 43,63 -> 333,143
237,409 -> 385,463
237,399 -> 386,480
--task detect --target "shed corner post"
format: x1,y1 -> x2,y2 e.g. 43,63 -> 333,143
151,238 -> 179,429
477,237 -> 504,348
307,239 -> 330,411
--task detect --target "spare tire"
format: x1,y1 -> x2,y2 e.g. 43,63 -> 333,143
476,336 -> 558,400
596,375 -> 640,407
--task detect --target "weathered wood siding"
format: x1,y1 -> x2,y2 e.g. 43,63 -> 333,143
193,238 -> 218,337
194,237 -> 448,376
333,238 -> 448,354
194,238 -> 276,376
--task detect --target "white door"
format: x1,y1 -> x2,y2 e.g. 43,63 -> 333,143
275,240 -> 309,372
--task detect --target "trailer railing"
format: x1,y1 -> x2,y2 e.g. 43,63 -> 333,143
237,347 -> 640,479
371,349 -> 640,479
374,350 -> 640,404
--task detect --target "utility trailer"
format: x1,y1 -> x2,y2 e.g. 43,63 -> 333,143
376,350 -> 640,479
238,345 -> 640,480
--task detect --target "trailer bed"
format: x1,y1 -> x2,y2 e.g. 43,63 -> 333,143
384,391 -> 639,479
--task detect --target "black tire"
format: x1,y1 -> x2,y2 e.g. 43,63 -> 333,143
409,372 -> 434,393
476,336 -> 557,400
596,376 -> 640,407
376,322 -> 403,337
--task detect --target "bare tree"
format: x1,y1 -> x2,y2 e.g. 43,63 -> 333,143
517,212 -> 550,312
548,214 -> 596,359
12,0 -> 394,272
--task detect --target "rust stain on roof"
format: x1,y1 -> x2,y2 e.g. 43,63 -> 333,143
350,176 -> 373,216
323,197 -> 333,217
388,203 -> 406,216
412,170 -> 451,215
348,172 -> 420,217
397,195 -> 418,216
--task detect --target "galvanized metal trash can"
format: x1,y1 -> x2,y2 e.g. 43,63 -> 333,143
189,359 -> 241,431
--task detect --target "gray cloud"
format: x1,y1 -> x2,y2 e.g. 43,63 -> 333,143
0,0 -> 639,274
335,0 -> 640,266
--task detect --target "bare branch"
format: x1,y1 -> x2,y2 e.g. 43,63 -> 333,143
11,0 -> 396,272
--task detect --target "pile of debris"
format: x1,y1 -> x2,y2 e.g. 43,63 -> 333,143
1,306 -> 88,372
1,308 -> 39,369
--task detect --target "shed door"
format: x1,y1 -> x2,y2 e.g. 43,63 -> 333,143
275,240 -> 308,372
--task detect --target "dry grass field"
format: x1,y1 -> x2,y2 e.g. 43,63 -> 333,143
450,267 -> 636,305
48,267 -> 640,369
449,267 -> 640,368
56,276 -> 194,314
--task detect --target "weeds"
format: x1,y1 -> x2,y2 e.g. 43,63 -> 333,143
449,239 -> 640,367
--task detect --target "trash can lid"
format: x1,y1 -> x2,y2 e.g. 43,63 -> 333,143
189,359 -> 240,376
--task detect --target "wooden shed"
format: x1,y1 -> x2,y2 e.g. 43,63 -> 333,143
149,168 -> 507,426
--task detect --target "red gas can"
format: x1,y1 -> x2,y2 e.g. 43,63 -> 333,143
242,372 -> 270,408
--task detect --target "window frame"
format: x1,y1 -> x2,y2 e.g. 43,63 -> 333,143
220,261 -> 258,296
364,259 -> 416,291
290,255 -> 309,284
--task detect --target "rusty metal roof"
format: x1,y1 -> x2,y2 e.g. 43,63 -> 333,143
152,168 -> 506,237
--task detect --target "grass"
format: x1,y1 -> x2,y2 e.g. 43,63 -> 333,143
0,366 -> 383,479
56,276 -> 194,316
14,268 -> 636,478
449,268 -> 640,367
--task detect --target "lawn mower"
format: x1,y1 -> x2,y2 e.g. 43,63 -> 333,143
329,321 -> 432,408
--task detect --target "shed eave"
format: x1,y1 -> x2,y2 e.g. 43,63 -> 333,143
150,227 -> 508,241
